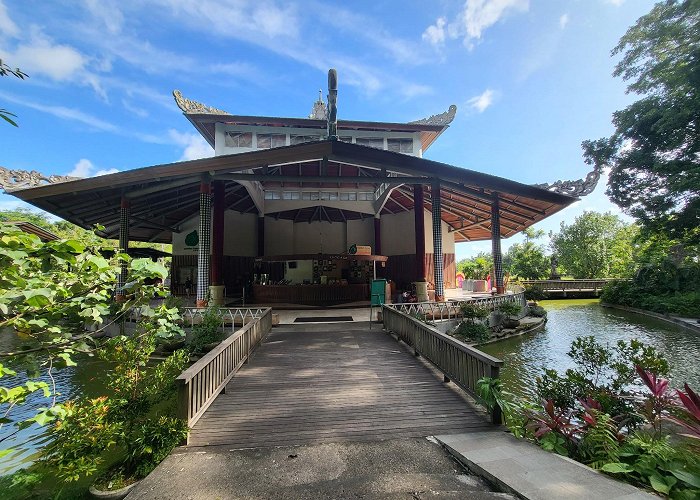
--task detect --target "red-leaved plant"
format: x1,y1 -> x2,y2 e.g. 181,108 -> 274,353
669,383 -> 700,442
526,399 -> 579,440
635,365 -> 673,432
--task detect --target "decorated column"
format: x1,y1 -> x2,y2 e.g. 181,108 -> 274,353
431,181 -> 444,301
373,215 -> 381,256
116,196 -> 129,301
196,178 -> 212,308
257,214 -> 265,257
491,193 -> 504,294
210,180 -> 225,305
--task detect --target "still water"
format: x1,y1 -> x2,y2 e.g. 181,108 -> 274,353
480,299 -> 700,397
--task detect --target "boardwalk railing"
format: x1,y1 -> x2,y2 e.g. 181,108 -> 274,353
520,279 -> 617,293
388,286 -> 528,322
181,306 -> 268,334
176,307 -> 273,430
381,305 -> 504,423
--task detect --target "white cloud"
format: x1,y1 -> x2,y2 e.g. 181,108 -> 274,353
0,0 -> 18,38
168,130 -> 214,161
11,30 -> 86,81
604,0 -> 625,6
448,0 -> 529,49
84,0 -> 124,34
423,17 -> 447,47
67,158 -> 119,178
559,13 -> 569,29
467,89 -> 496,112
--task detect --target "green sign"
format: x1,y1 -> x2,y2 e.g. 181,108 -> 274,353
185,230 -> 199,247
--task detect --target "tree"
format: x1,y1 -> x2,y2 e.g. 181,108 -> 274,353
551,211 -> 636,278
503,228 -> 550,279
1,60 -> 28,127
457,252 -> 493,279
0,223 -> 182,447
583,0 -> 700,244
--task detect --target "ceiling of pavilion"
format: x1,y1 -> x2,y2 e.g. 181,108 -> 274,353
7,140 -> 577,244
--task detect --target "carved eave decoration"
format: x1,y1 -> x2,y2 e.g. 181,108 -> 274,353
533,165 -> 602,198
0,166 -> 77,193
410,105 -> 458,127
173,90 -> 228,115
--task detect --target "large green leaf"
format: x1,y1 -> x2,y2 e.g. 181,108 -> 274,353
601,462 -> 634,474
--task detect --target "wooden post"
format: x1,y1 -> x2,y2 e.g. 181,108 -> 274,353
374,215 -> 381,255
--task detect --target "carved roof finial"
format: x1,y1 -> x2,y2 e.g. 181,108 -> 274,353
309,89 -> 327,119
410,105 -> 458,127
533,164 -> 603,198
173,90 -> 228,115
0,166 -> 77,192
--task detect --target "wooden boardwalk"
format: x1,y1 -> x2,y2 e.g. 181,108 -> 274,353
188,322 -> 493,448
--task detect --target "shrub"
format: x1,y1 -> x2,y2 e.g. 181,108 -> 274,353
187,306 -> 224,353
453,321 -> 490,343
528,305 -> 547,318
524,285 -> 548,301
497,301 -> 522,317
459,303 -> 490,322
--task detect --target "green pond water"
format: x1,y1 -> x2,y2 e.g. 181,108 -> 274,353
480,299 -> 700,398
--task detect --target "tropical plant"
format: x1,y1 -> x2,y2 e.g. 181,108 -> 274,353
457,253 -> 493,279
187,306 -> 224,354
42,318 -> 189,486
1,60 -> 28,127
503,228 -> 550,279
670,384 -> 700,442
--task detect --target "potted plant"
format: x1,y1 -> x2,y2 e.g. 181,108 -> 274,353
43,307 -> 189,498
496,301 -> 523,329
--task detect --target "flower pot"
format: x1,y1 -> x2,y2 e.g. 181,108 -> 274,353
89,480 -> 140,500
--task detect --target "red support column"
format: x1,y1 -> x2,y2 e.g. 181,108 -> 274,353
414,185 -> 426,281
257,214 -> 265,257
211,181 -> 225,286
373,215 -> 381,255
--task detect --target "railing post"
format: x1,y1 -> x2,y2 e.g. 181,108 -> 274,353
490,365 -> 502,425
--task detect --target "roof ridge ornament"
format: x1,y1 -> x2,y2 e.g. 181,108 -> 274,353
533,164 -> 602,197
0,166 -> 77,192
309,89 -> 327,120
327,69 -> 338,140
173,90 -> 228,115
410,105 -> 457,126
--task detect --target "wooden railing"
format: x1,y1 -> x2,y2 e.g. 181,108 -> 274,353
381,305 -> 504,424
176,308 -> 273,430
520,279 -> 618,293
181,306 -> 268,335
388,287 -> 528,322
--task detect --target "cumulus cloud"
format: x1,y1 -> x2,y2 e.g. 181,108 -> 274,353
604,0 -> 625,6
559,13 -> 569,29
467,89 -> 496,113
0,0 -> 18,37
168,130 -> 214,161
448,0 -> 529,49
422,17 -> 447,47
68,158 -> 119,178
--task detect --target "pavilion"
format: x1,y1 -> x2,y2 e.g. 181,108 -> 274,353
3,70 -> 598,307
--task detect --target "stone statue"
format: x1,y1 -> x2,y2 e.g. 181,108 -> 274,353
550,254 -> 561,280
327,69 -> 338,140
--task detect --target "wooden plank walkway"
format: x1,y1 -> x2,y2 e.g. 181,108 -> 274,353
188,322 -> 493,448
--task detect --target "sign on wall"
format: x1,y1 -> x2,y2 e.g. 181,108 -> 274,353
349,244 -> 371,255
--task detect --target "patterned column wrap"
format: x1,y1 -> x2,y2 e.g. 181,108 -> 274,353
491,194 -> 504,293
431,182 -> 444,300
117,197 -> 129,298
197,181 -> 212,307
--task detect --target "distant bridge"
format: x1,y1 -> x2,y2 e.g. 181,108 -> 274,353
519,279 -> 620,298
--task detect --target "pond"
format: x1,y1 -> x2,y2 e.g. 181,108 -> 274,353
479,299 -> 700,398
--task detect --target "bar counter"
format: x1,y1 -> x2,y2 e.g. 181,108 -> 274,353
253,283 -> 370,306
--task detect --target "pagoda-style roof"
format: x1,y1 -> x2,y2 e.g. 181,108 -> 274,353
6,140 -> 577,244
173,90 -> 457,153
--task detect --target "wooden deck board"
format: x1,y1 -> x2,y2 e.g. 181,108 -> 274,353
188,324 -> 492,448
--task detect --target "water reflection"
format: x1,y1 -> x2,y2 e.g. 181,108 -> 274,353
480,299 -> 700,398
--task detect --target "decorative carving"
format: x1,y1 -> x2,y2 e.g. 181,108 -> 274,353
533,165 -> 602,197
0,166 -> 77,192
410,104 -> 457,126
173,90 -> 228,115
327,69 -> 338,140
309,89 -> 327,120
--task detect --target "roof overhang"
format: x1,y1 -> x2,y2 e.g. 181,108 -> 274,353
7,140 -> 577,244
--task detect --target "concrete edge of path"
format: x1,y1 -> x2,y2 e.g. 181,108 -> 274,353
434,431 -> 656,500
600,302 -> 700,334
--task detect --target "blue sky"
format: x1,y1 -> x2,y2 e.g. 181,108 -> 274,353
0,0 -> 652,260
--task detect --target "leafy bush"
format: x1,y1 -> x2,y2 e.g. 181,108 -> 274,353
459,303 -> 490,321
453,321 -> 490,343
497,301 -> 522,317
187,306 -> 224,353
524,285 -> 548,301
528,305 -> 547,318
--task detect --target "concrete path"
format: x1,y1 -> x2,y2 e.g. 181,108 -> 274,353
187,322 -> 492,448
436,431 -> 655,500
127,438 -> 515,500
